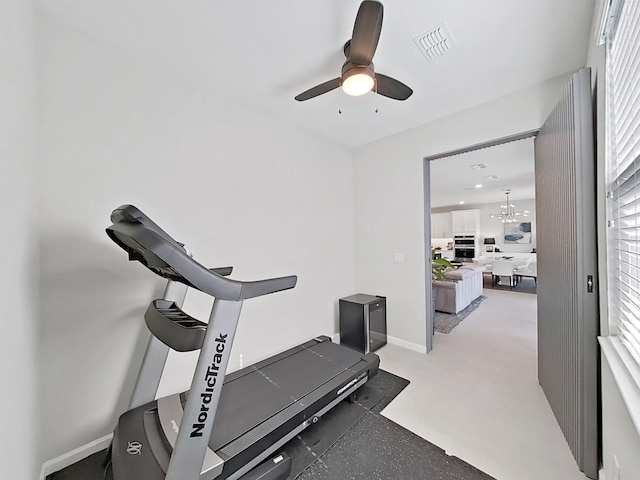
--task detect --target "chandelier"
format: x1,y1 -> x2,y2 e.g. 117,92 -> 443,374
489,190 -> 529,223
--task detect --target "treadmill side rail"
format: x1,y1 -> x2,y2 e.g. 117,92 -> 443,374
128,280 -> 188,411
157,395 -> 224,478
238,453 -> 291,480
165,298 -> 243,480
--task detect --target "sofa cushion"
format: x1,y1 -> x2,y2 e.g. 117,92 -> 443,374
445,268 -> 474,281
433,280 -> 456,289
459,264 -> 485,273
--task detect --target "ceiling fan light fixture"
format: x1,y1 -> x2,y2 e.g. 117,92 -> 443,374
342,67 -> 375,96
295,2 -> 412,102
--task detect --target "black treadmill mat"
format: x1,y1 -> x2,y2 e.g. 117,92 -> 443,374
47,370 -> 493,480
283,367 -> 408,479
296,413 -> 495,480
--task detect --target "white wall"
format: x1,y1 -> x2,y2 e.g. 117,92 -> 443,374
0,1 -> 39,478
433,200 -> 538,254
600,350 -> 640,480
37,15 -> 355,463
476,199 -> 537,253
353,74 -> 571,350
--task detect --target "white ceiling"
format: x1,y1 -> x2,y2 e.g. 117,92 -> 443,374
36,1 -> 595,209
37,0 -> 596,150
429,137 -> 536,209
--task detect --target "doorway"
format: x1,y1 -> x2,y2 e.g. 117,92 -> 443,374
422,67 -> 599,480
423,130 -> 538,352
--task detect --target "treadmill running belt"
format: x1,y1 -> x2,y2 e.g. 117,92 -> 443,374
202,341 -> 365,450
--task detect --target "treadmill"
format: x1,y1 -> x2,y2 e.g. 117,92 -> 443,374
105,205 -> 380,480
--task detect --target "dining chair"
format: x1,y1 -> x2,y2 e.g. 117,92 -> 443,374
492,260 -> 516,287
515,261 -> 537,284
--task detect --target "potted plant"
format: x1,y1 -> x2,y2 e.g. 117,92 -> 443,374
432,248 -> 454,281
431,249 -> 454,330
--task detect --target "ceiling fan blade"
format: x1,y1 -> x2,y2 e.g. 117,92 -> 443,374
294,78 -> 341,101
350,1 -> 383,65
375,73 -> 413,100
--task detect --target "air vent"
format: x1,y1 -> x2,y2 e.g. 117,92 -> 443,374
485,174 -> 499,180
414,22 -> 455,61
469,163 -> 487,170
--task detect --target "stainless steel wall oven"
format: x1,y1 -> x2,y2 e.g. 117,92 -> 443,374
454,235 -> 476,261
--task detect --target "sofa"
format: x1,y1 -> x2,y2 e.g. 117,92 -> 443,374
433,264 -> 484,314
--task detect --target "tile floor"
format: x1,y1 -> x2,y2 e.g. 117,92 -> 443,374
377,288 -> 589,480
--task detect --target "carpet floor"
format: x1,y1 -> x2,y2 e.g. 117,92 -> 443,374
434,295 -> 487,334
483,275 -> 537,294
47,370 -> 494,480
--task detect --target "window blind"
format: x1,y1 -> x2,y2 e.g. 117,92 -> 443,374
607,0 -> 640,365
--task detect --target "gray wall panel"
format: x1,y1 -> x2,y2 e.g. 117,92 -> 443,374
534,68 -> 598,479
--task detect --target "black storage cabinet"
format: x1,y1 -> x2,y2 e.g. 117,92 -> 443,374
339,294 -> 387,353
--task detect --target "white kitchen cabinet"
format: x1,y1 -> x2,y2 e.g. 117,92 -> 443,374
431,212 -> 452,238
451,209 -> 480,234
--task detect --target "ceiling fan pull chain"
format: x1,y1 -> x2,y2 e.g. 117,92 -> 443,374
338,88 -> 342,114
374,81 -> 379,113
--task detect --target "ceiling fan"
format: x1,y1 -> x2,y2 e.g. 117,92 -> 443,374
294,0 -> 413,102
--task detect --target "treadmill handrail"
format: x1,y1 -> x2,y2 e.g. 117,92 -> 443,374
106,205 -> 297,300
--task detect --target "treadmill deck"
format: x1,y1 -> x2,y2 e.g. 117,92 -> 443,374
113,337 -> 379,480
189,338 -> 371,450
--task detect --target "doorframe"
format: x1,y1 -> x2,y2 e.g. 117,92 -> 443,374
422,129 -> 539,352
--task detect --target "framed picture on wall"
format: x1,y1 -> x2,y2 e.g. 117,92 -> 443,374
504,222 -> 532,244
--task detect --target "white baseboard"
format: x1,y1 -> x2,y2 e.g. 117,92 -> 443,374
386,335 -> 427,354
332,333 -> 426,355
39,433 -> 113,480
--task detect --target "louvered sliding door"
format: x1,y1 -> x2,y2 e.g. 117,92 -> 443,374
534,68 -> 599,479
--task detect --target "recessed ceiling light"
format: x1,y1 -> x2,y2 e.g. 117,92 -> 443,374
485,174 -> 499,180
469,163 -> 487,170
475,184 -> 483,188
459,201 -> 465,205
